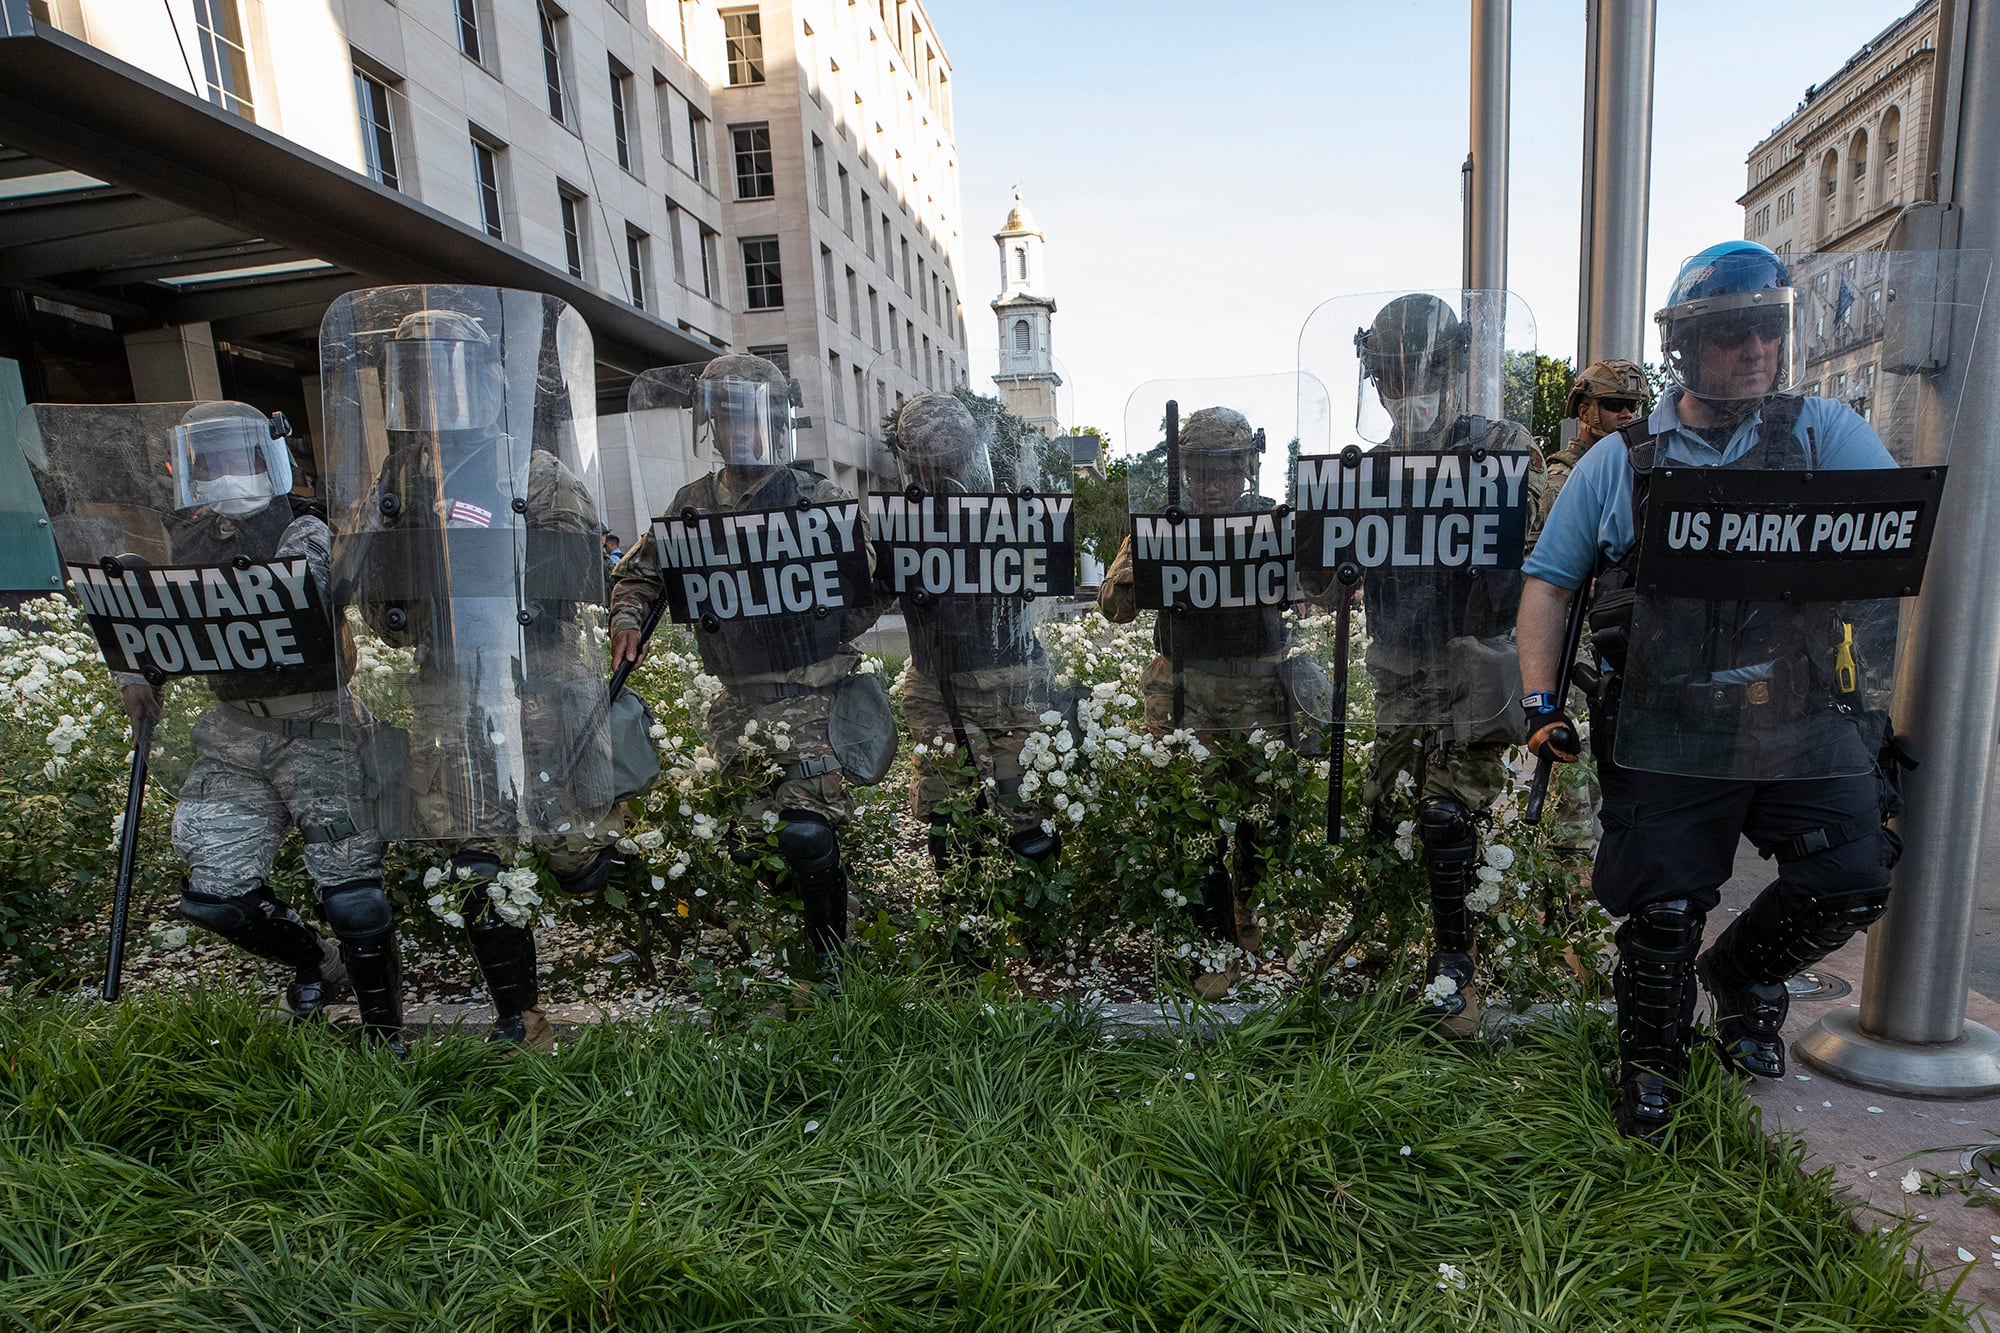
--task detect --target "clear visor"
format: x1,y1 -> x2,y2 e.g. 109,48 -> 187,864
1181,450 -> 1258,513
1356,355 -> 1456,445
383,338 -> 504,432
696,378 -> 791,466
168,415 -> 290,511
1659,287 -> 1803,400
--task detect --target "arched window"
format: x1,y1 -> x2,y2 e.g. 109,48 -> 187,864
1818,149 -> 1840,239
1015,246 -> 1027,280
1880,106 -> 1903,201
1013,319 -> 1030,354
1847,128 -> 1869,221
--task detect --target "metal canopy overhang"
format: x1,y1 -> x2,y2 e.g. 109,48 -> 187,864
0,24 -> 722,405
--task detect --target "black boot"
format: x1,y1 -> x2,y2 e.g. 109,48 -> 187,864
779,811 -> 848,979
1416,798 -> 1478,1022
178,881 -> 342,1022
1697,882 -> 1889,1079
1614,899 -> 1703,1146
322,879 -> 405,1051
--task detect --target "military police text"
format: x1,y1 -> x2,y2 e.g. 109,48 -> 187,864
68,558 -> 324,675
869,492 -> 1074,597
653,501 -> 866,621
1133,510 -> 1296,609
1297,452 -> 1532,569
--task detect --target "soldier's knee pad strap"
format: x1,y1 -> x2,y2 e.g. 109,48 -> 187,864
776,810 -> 839,875
1416,796 -> 1475,855
321,878 -> 392,937
178,881 -> 282,934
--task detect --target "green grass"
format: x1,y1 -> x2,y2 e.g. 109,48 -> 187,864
0,976 -> 1972,1331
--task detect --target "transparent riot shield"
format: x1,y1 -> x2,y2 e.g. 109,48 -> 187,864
868,384 -> 1071,829
1115,372 -> 1331,743
1611,247 -> 1980,780
18,399 -> 336,791
320,285 -> 612,841
626,357 -> 886,780
1295,289 -> 1541,743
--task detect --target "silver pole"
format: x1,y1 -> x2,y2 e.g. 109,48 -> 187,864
1796,0 -> 2000,1094
1575,0 -> 1656,367
1467,0 -> 1511,418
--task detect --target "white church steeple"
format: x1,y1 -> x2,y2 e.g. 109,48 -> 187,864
990,192 -> 1060,436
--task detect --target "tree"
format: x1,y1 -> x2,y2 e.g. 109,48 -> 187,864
1071,457 -> 1129,567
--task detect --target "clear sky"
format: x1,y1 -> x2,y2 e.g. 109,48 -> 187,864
926,0 -> 1923,451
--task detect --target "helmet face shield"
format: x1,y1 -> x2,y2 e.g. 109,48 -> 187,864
1658,286 -> 1801,400
696,377 -> 792,467
169,412 -> 290,514
382,336 -> 504,432
1181,449 -> 1257,513
1352,294 -> 1468,445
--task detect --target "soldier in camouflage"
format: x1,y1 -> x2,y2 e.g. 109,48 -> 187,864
610,354 -> 884,974
1100,405 -> 1294,995
1353,294 -> 1548,1026
119,402 -> 403,1044
890,394 -> 1061,871
351,305 -> 623,1049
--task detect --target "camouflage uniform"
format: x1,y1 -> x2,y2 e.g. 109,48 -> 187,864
135,500 -> 396,1033
609,464 -> 881,828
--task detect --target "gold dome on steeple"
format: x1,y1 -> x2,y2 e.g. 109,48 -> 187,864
1000,191 -> 1039,236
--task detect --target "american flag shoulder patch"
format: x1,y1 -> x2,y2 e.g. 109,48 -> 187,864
447,499 -> 494,528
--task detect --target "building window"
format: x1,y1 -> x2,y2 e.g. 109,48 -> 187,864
918,258 -> 927,313
743,237 -> 783,310
470,130 -> 506,239
748,344 -> 790,375
723,9 -> 765,87
559,184 -> 587,279
626,228 -> 649,310
812,136 -> 829,213
853,366 -> 866,432
862,191 -> 874,256
821,245 -> 838,320
654,74 -> 675,165
539,2 -> 568,125
731,123 -> 774,200
609,61 -> 635,172
827,351 -> 845,423
354,68 -> 400,190
698,224 -> 719,298
666,202 -> 687,284
868,287 -> 880,349
881,218 -> 893,274
900,238 -> 912,293
1015,246 -> 1027,280
453,0 -> 483,64
846,268 -> 860,336
687,108 -> 711,185
1013,319 -> 1030,354
839,166 -> 852,236
193,0 -> 254,118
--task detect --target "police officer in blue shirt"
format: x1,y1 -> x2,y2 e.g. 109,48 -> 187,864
1515,241 -> 1903,1143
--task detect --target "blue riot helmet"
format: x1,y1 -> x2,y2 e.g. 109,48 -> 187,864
1655,241 -> 1801,401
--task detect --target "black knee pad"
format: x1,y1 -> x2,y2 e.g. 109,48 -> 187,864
553,847 -> 623,897
776,810 -> 839,876
1416,796 -> 1475,856
1008,825 -> 1061,866
178,881 -> 282,934
1618,898 -> 1705,962
320,879 -> 392,938
444,851 -> 505,883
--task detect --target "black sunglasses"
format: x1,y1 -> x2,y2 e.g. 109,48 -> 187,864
1591,397 -> 1642,414
1703,309 -> 1789,348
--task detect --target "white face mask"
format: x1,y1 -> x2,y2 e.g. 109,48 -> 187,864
1385,392 -> 1443,439
194,473 -> 273,516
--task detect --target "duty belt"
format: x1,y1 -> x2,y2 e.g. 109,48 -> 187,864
225,691 -> 346,740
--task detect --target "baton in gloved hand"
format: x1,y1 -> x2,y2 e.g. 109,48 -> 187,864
1525,583 -> 1592,825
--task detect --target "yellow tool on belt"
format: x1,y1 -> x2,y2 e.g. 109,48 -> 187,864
1835,623 -> 1858,694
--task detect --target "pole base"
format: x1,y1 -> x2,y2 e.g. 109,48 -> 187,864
1794,1009 -> 2000,1097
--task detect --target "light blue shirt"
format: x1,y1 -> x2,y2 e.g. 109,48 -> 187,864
1522,392 -> 1898,591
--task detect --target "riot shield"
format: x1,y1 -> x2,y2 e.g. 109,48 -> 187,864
320,284 -> 612,841
1116,372 -> 1331,742
1294,289 -> 1541,740
869,387 -> 1070,824
627,358 -> 877,744
18,399 -> 337,782
1610,247 -> 1980,780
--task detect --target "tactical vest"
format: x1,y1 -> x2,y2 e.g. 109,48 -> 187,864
1589,395 -> 1839,711
171,497 -> 338,702
905,593 -> 1045,681
690,464 -> 849,679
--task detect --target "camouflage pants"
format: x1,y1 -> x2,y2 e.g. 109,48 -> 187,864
172,699 -> 382,898
1139,656 -> 1289,742
708,682 -> 852,828
1362,725 -> 1513,829
904,663 -> 1053,836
